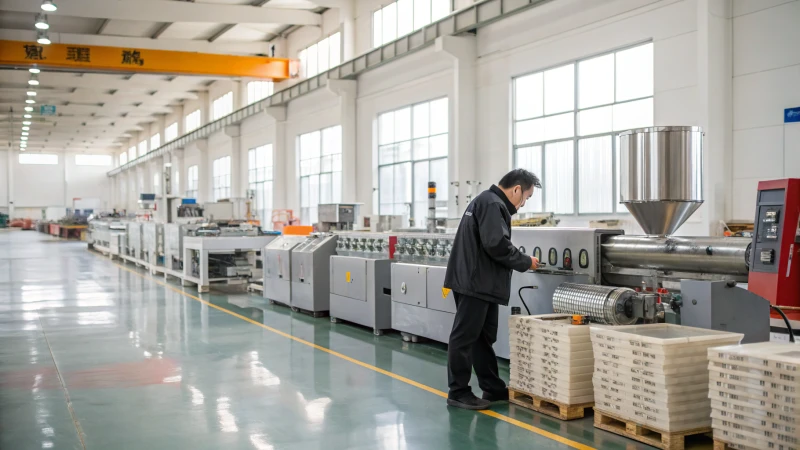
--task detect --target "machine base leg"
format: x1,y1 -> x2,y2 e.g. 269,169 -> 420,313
373,328 -> 383,336
198,285 -> 210,293
268,299 -> 276,305
330,317 -> 339,323
291,307 -> 299,312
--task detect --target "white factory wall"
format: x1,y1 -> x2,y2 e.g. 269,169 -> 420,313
104,0 -> 799,237
3,151 -> 111,218
730,0 -> 800,220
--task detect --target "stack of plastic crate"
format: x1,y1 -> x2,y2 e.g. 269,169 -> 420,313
708,342 -> 800,449
590,324 -> 743,433
508,314 -> 594,405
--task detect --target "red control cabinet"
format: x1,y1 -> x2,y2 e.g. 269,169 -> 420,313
748,179 -> 800,319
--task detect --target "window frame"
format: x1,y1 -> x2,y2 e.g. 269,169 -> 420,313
375,97 -> 449,225
150,133 -> 161,152
138,140 -> 148,158
248,144 -> 274,230
185,165 -> 199,199
372,0 -> 452,48
511,41 -> 653,216
75,154 -> 112,166
19,153 -> 58,165
298,32 -> 342,79
247,81 -> 275,105
212,92 -> 234,121
164,122 -> 178,143
212,155 -> 232,201
297,125 -> 343,225
185,109 -> 201,133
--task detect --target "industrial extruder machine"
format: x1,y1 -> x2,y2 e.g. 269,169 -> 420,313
496,126 -> 799,358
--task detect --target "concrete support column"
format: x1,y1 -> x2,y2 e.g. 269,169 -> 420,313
225,125 -> 243,199
327,80 -> 357,203
176,105 -> 186,137
265,107 -> 288,210
697,0 -> 733,235
435,35 -> 477,218
7,149 -> 14,217
195,139 -> 210,203
340,0 -> 356,61
170,149 -> 184,196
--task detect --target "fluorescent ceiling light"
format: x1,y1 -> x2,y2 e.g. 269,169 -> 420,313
25,107 -> 34,112
37,31 -> 51,45
26,99 -> 36,104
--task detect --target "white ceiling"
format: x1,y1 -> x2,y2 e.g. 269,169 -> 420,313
0,0 -> 328,154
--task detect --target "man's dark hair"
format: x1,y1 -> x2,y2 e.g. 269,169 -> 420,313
498,169 -> 542,191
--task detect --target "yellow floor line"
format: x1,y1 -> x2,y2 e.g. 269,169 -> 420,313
101,254 -> 596,450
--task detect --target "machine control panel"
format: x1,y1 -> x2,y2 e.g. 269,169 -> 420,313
751,189 -> 785,274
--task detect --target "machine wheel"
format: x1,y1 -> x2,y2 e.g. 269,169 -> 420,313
402,334 -> 411,342
330,317 -> 339,323
373,329 -> 383,336
411,335 -> 420,343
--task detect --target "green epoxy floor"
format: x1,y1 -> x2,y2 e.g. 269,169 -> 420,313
0,230 -> 692,449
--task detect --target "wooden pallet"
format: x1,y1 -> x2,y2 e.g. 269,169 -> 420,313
508,388 -> 593,420
713,439 -> 753,450
593,409 -> 711,450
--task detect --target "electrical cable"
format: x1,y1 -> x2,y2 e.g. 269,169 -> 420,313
518,286 -> 536,315
771,305 -> 795,343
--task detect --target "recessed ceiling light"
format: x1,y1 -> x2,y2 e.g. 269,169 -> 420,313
26,99 -> 36,104
23,121 -> 31,125
35,14 -> 50,30
25,107 -> 34,112
22,126 -> 30,131
21,136 -> 28,141
22,132 -> 29,136
27,91 -> 37,96
41,0 -> 57,12
28,74 -> 39,85
23,114 -> 32,119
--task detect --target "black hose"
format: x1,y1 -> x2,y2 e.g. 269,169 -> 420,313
518,286 -> 536,315
771,305 -> 795,343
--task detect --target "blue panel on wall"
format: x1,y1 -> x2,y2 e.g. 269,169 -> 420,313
786,107 -> 800,123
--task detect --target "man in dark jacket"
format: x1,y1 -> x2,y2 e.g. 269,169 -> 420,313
443,169 -> 541,410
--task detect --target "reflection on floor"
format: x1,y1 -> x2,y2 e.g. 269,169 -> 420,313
0,230 -> 673,449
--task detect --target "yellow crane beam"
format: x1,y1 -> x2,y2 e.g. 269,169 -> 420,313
0,40 -> 295,80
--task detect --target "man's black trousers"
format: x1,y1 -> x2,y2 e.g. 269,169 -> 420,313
447,292 -> 506,400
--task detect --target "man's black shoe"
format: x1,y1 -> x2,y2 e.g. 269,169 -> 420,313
482,390 -> 509,402
447,394 -> 491,410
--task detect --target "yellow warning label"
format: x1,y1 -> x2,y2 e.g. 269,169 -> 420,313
346,272 -> 351,283
442,287 -> 451,299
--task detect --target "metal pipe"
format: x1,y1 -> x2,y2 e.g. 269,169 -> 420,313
602,235 -> 750,275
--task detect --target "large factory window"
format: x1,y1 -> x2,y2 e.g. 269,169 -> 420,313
150,133 -> 160,152
512,42 -> 653,215
298,125 -> 342,225
19,153 -> 58,165
298,32 -> 341,78
185,109 -> 201,133
377,98 -> 448,227
213,156 -> 231,201
138,140 -> 147,158
76,154 -> 112,166
128,146 -> 136,161
165,122 -> 178,143
372,0 -> 449,48
119,152 -> 128,166
247,81 -> 274,104
249,144 -> 274,229
212,92 -> 233,121
186,165 -> 199,199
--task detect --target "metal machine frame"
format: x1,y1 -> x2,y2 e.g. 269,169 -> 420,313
182,235 -> 276,292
